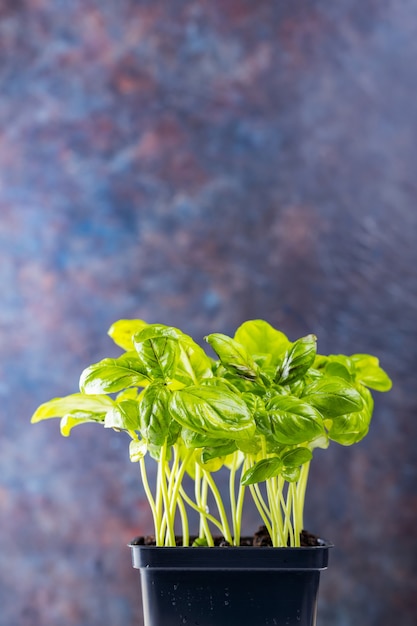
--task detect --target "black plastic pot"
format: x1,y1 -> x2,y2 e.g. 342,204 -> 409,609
129,541 -> 332,626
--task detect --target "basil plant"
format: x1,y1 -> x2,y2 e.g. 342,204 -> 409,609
32,319 -> 392,547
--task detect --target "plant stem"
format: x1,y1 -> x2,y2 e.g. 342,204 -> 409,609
203,470 -> 233,544
280,480 -> 294,546
295,461 -> 310,533
155,453 -> 164,544
139,458 -> 160,543
179,486 -> 225,534
177,494 -> 189,546
249,483 -> 273,538
229,452 -> 246,545
195,464 -> 214,545
277,476 -> 291,547
290,482 -> 300,547
167,444 -> 180,503
229,457 -> 237,543
159,442 -> 176,546
233,460 -> 246,546
167,446 -> 193,534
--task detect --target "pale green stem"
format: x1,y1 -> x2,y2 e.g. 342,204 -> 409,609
139,458 -> 161,544
200,473 -> 214,546
194,462 -> 201,533
249,483 -> 273,538
159,442 -> 175,546
267,474 -> 285,546
203,470 -> 233,544
252,482 -> 271,523
233,462 -> 247,546
167,444 -> 180,501
195,463 -> 204,537
155,453 -> 164,543
258,437 -> 283,546
159,462 -> 173,543
168,447 -> 193,520
177,494 -> 189,546
248,445 -> 273,539
159,447 -> 192,547
195,465 -> 214,545
284,482 -> 295,547
179,486 -> 225,534
295,461 -> 310,532
229,458 -> 237,543
278,476 -> 292,547
265,476 -> 276,544
290,482 -> 300,547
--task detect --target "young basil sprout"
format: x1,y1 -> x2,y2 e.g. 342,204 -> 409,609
32,319 -> 392,547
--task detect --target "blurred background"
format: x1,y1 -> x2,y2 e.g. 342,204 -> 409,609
1,0 -> 416,624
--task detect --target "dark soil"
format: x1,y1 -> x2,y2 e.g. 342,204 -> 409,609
130,526 -> 325,547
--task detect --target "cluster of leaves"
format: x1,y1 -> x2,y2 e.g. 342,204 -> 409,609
32,319 -> 391,546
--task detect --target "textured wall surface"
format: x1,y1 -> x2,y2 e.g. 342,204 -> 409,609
1,1 -> 416,625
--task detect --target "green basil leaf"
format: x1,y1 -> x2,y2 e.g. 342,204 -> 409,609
324,361 -> 353,382
173,341 -> 213,387
196,455 -> 225,472
288,379 -> 306,397
169,386 -> 256,440
266,396 -> 325,444
281,447 -> 313,468
327,385 -> 373,445
212,368 -> 257,393
147,443 -> 165,461
275,335 -> 317,384
327,410 -> 371,445
137,325 -> 213,386
302,377 -> 363,417
200,441 -> 237,464
31,393 -> 114,423
181,429 -> 231,449
31,393 -> 114,437
265,440 -> 287,455
315,354 -> 354,377
134,323 -> 183,340
242,392 -> 267,417
351,354 -> 392,391
201,378 -> 242,395
281,467 -> 301,482
116,388 -> 139,402
242,393 -> 271,437
105,399 -> 140,431
236,437 -> 261,454
205,333 -> 258,380
59,416 -> 98,436
234,320 -> 290,366
307,434 -> 330,450
175,339 -> 213,385
241,457 -> 283,486
80,352 -> 149,394
139,383 -> 176,446
108,319 -> 149,351
133,325 -> 180,380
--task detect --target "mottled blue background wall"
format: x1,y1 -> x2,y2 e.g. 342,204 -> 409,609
1,0 -> 416,624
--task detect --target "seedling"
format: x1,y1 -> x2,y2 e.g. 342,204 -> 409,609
32,319 -> 391,547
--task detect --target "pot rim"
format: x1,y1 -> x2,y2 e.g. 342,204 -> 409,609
129,539 -> 333,571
